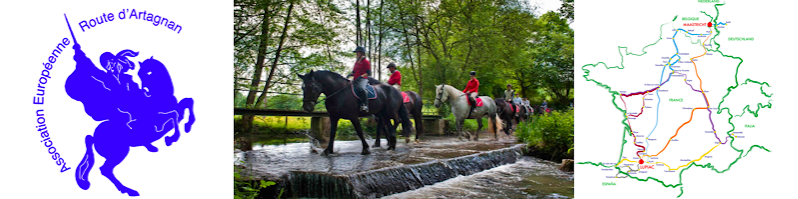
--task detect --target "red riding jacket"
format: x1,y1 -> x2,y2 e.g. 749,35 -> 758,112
463,78 -> 479,93
352,58 -> 371,80
387,70 -> 401,85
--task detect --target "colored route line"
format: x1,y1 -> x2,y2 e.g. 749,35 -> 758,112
617,143 -> 720,171
686,29 -> 730,145
645,29 -> 683,161
652,107 -> 707,156
624,25 -> 729,161
619,96 -> 646,160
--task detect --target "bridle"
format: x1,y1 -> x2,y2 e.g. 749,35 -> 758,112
303,76 -> 347,104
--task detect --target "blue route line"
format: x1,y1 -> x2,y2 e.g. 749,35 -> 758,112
645,30 -> 681,162
677,28 -> 709,36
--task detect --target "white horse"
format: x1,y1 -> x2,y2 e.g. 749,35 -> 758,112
434,84 -> 499,140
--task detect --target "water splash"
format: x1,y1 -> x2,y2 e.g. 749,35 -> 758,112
288,144 -> 526,198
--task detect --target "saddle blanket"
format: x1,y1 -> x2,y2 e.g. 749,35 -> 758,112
352,84 -> 377,100
513,104 -> 520,113
467,97 -> 484,107
401,92 -> 410,103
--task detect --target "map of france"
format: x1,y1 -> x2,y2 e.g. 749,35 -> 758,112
576,2 -> 774,198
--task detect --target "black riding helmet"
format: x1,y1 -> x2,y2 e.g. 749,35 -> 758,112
470,71 -> 476,76
387,62 -> 396,68
353,46 -> 366,53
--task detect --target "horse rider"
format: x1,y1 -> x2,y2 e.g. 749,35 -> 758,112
387,62 -> 401,90
542,99 -> 548,111
504,84 -> 515,103
523,97 -> 532,114
348,46 -> 371,112
463,71 -> 480,113
504,84 -> 517,116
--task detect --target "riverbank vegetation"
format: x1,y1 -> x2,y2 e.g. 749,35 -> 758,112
516,108 -> 574,161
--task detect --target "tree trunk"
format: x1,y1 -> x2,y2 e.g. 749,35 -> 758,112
356,0 -> 361,46
376,0 -> 384,81
414,21 -> 424,96
255,1 -> 295,108
242,5 -> 272,134
245,11 -> 270,107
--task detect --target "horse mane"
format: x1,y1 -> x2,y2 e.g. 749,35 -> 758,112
441,84 -> 463,96
312,70 -> 349,82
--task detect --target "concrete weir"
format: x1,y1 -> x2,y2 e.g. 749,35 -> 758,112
287,144 -> 525,198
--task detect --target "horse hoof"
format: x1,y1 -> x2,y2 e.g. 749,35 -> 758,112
388,146 -> 396,150
145,144 -> 158,152
321,149 -> 334,156
361,149 -> 371,155
372,144 -> 381,148
405,138 -> 410,143
165,136 -> 176,146
122,188 -> 140,196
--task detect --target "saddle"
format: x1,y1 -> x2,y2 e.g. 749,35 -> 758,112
352,84 -> 377,100
401,92 -> 410,103
466,97 -> 484,107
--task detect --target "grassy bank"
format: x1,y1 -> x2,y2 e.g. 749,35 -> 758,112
516,108 -> 574,161
234,115 -> 420,144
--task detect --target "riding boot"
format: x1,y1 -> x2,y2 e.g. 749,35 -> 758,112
468,95 -> 476,113
355,78 -> 369,112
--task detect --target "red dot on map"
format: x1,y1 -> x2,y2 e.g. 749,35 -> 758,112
707,22 -> 712,27
639,159 -> 644,164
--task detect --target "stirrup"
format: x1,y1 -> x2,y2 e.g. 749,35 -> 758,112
360,105 -> 369,112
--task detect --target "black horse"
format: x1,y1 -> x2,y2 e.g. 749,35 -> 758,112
374,90 -> 424,146
494,100 -> 516,136
298,70 -> 411,155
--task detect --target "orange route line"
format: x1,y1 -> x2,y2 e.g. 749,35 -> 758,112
691,31 -> 713,106
651,30 -> 715,157
653,107 -> 708,156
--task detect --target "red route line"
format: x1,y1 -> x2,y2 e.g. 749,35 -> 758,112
620,96 -> 646,159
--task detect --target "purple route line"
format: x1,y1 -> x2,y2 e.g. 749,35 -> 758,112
676,72 -> 730,144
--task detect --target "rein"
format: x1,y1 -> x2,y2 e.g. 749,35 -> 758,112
306,80 -> 347,104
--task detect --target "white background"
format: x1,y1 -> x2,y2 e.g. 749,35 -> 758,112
576,0 -> 796,198
0,1 -> 231,198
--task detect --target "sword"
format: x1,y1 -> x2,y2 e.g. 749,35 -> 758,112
64,13 -> 77,44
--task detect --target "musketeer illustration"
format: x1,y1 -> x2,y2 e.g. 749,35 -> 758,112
64,14 -> 196,196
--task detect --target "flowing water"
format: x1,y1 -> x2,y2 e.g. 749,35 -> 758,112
235,132 -> 573,198
383,156 -> 574,198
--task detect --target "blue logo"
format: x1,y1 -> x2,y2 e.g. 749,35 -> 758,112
62,14 -> 196,196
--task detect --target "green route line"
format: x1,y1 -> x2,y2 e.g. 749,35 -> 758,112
578,3 -> 773,198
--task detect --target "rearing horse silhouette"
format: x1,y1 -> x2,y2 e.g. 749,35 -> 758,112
65,14 -> 196,197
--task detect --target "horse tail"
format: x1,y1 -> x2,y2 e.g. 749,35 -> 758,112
75,135 -> 95,190
411,92 -> 424,140
398,102 -> 413,138
494,114 -> 503,136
